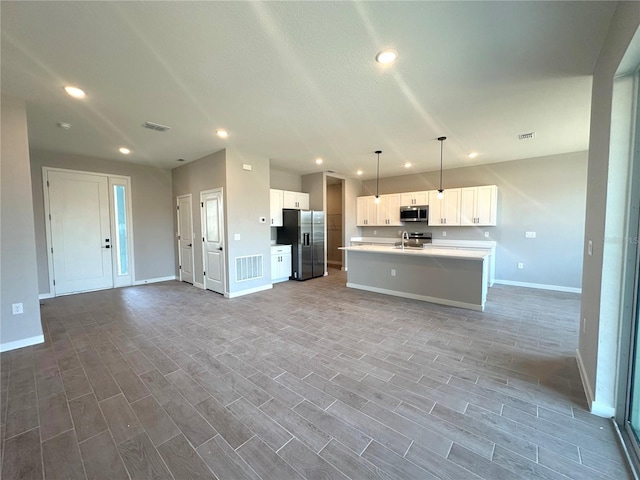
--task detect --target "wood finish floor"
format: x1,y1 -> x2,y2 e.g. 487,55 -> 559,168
0,270 -> 632,479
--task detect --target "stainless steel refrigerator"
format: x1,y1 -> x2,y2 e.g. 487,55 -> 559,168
277,209 -> 325,281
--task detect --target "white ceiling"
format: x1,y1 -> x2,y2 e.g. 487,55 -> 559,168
1,1 -> 617,180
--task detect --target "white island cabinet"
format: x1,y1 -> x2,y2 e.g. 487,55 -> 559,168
271,245 -> 291,283
341,245 -> 489,311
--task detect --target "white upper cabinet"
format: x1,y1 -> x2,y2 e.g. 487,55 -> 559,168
400,191 -> 429,206
283,190 -> 309,210
356,196 -> 376,226
460,185 -> 497,226
270,189 -> 284,226
428,188 -> 461,226
376,194 -> 403,226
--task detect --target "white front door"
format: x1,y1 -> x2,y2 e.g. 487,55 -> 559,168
47,170 -> 113,294
177,194 -> 194,284
201,189 -> 225,295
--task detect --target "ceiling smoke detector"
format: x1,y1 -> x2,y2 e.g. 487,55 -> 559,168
142,121 -> 171,132
518,132 -> 536,140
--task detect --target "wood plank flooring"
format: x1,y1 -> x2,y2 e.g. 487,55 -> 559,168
0,269 -> 632,479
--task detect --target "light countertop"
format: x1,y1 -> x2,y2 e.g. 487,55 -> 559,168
340,244 -> 489,260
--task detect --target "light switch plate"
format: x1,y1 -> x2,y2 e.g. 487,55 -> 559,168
234,233 -> 241,241
525,231 -> 536,238
12,303 -> 23,315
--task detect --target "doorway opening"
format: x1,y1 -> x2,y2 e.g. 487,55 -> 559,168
43,167 -> 134,296
326,175 -> 344,271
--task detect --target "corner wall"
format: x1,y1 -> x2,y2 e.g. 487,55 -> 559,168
1,96 -> 44,351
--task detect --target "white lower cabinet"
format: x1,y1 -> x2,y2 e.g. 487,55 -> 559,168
271,245 -> 292,282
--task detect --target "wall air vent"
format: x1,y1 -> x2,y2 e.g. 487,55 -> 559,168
518,132 -> 536,140
236,255 -> 263,282
142,121 -> 171,132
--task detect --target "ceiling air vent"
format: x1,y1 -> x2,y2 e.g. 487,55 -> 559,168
142,121 -> 171,132
518,132 -> 536,140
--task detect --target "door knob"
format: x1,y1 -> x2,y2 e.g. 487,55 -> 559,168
103,245 -> 110,249
187,243 -> 192,247
218,247 -> 223,251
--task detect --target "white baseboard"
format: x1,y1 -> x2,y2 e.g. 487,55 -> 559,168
494,279 -> 581,294
133,276 -> 177,286
225,284 -> 272,298
575,348 -> 615,418
39,293 -> 54,300
346,282 -> 484,312
1,334 -> 45,353
193,282 -> 205,289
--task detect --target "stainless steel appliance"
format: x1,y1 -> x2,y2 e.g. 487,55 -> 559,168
277,209 -> 325,280
400,205 -> 429,222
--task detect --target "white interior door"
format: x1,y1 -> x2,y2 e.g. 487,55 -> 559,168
201,189 -> 225,295
47,170 -> 113,294
177,194 -> 194,284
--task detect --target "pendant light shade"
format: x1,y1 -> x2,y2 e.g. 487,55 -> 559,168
374,150 -> 382,204
437,136 -> 446,200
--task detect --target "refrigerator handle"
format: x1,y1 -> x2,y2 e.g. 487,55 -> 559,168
304,233 -> 310,246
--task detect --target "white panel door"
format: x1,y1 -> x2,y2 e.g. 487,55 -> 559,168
48,170 -> 113,294
177,194 -> 194,284
201,189 -> 225,295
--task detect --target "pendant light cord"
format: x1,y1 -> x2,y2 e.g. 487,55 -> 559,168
375,150 -> 382,198
437,136 -> 446,192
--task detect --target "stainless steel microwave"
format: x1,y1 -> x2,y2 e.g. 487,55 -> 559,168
400,205 -> 429,222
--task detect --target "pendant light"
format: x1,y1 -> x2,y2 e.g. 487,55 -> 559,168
374,150 -> 382,204
437,136 -> 446,200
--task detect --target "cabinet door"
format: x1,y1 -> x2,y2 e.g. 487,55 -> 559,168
443,188 -> 461,225
357,196 -> 370,226
297,192 -> 309,210
413,191 -> 429,205
380,194 -> 402,225
281,252 -> 291,278
282,190 -> 297,208
271,254 -> 280,280
428,190 -> 444,225
476,185 -> 497,226
400,193 -> 414,206
460,187 -> 477,226
270,189 -> 284,226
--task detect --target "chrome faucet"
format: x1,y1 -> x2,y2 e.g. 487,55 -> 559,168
401,231 -> 409,251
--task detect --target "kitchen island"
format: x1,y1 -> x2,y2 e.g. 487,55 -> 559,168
340,245 -> 489,311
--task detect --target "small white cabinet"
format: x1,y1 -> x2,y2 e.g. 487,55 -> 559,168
428,188 -> 461,226
271,245 -> 291,283
270,189 -> 284,226
400,190 -> 429,206
283,191 -> 309,210
356,196 -> 376,226
460,185 -> 497,226
376,194 -> 403,226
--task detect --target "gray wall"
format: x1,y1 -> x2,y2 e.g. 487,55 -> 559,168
361,151 -> 587,289
1,96 -> 43,348
270,168 -> 301,191
225,149 -> 272,294
579,2 -> 640,413
171,150 -> 226,286
30,150 -> 175,294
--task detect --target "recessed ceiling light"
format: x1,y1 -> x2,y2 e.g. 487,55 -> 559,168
57,122 -> 71,130
64,86 -> 85,98
315,158 -> 323,165
375,49 -> 398,64
119,147 -> 131,155
403,162 -> 412,168
356,170 -> 363,176
216,129 -> 229,138
467,152 -> 479,159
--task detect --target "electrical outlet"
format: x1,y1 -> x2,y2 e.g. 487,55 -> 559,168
391,269 -> 396,277
525,232 -> 536,238
517,262 -> 524,270
442,231 -> 447,237
12,303 -> 23,315
373,230 -> 377,235
484,231 -> 489,238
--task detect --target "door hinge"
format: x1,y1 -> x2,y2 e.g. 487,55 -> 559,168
178,235 -> 181,240
48,214 -> 51,221
176,205 -> 180,210
47,180 -> 50,187
53,279 -> 56,286
179,265 -> 181,269
202,237 -> 205,242
203,271 -> 206,276
50,247 -> 53,253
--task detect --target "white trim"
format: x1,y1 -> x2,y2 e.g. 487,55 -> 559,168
576,348 -> 616,418
133,276 -> 177,285
1,335 -> 45,353
346,282 -> 484,311
39,293 -> 54,300
176,194 -> 195,284
225,284 -> 272,298
494,279 -> 581,294
109,176 -> 135,288
193,282 -> 205,289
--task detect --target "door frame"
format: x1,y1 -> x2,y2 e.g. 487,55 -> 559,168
200,188 -> 226,295
176,194 -> 195,284
42,167 -> 135,296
